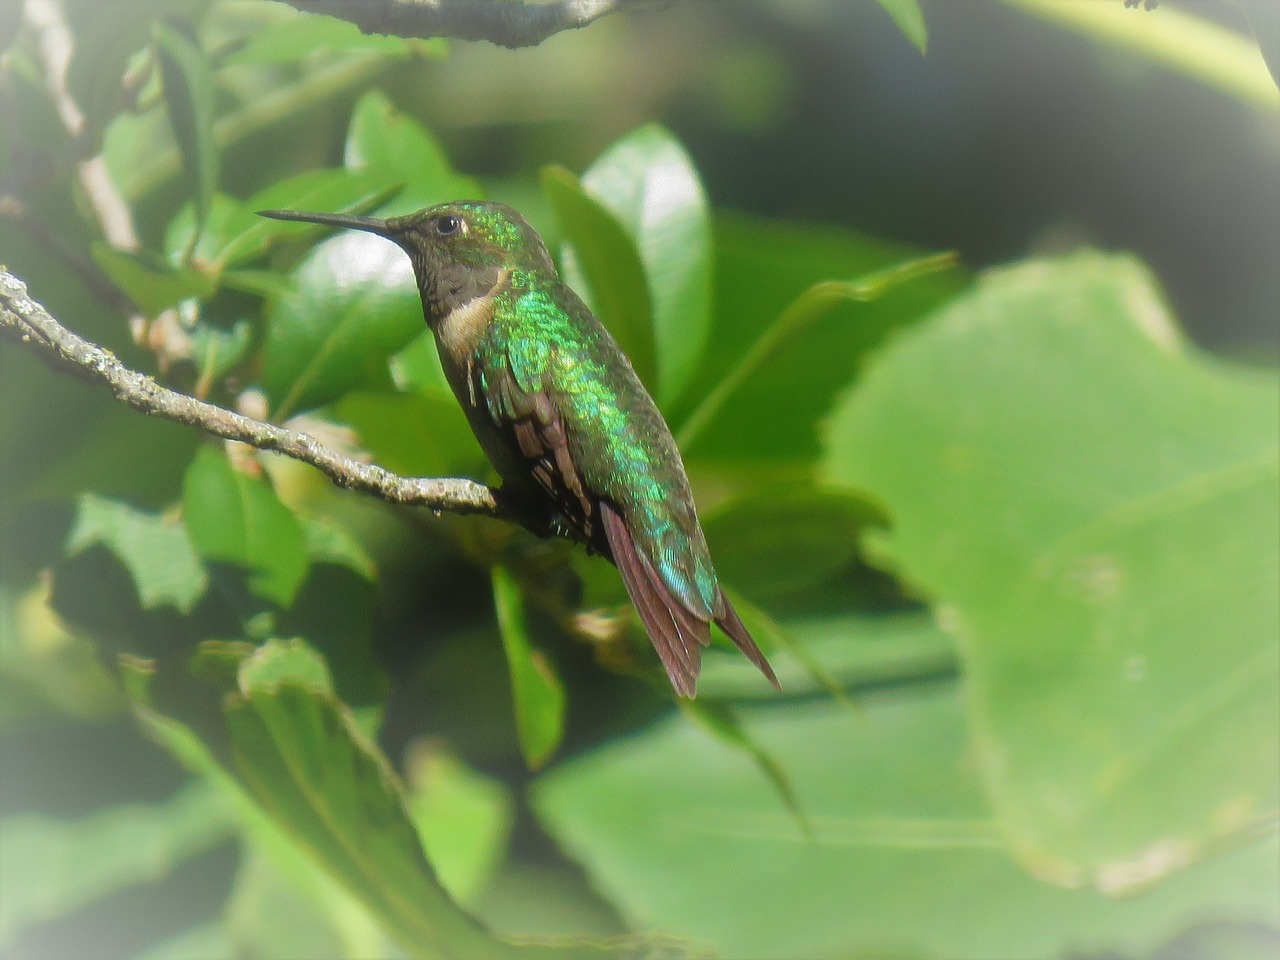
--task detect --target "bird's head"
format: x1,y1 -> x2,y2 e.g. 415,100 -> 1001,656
259,200 -> 556,322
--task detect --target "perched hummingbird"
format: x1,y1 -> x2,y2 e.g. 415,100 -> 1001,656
259,201 -> 779,698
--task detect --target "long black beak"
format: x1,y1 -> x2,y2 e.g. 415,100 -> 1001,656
257,209 -> 403,240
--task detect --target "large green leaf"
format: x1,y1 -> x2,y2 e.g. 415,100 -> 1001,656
580,126 -> 712,404
541,165 -> 657,393
222,640 -> 507,958
677,250 -> 956,450
0,781 -> 233,948
536,625 -> 1280,959
823,251 -> 1280,888
66,494 -> 207,612
182,446 -> 309,608
701,486 -> 880,601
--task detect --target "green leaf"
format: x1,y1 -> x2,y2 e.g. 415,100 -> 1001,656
678,251 -> 957,448
492,566 -> 566,770
223,11 -> 441,64
336,390 -> 482,479
222,855 -> 358,957
407,746 -> 515,907
66,494 -> 208,612
182,446 -> 309,607
580,125 -> 712,404
681,211 -> 965,465
823,251 -> 1280,889
536,642 -> 1280,959
261,228 -> 423,419
164,171 -> 391,270
678,697 -> 808,835
874,0 -> 928,54
223,639 -> 516,959
541,165 -> 657,393
702,486 -> 882,600
91,243 -> 215,317
154,19 -> 218,242
697,613 -> 958,701
133,923 -> 236,960
344,90 -> 479,213
0,780 -> 234,948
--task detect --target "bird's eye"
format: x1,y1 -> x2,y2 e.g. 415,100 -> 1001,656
435,215 -> 463,236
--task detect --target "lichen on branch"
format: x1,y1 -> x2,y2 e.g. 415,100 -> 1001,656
0,269 -> 503,519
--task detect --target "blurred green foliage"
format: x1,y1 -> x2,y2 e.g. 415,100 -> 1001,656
0,1 -> 1276,959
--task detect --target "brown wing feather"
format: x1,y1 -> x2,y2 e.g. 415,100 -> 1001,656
601,500 -> 708,697
477,357 -> 779,697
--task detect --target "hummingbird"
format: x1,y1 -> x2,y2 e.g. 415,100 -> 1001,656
259,201 -> 779,698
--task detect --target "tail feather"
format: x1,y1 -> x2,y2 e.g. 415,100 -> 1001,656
715,592 -> 782,691
600,500 -> 779,697
601,500 -> 705,696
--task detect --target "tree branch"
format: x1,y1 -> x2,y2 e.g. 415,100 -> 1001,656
0,269 -> 503,519
275,0 -> 639,49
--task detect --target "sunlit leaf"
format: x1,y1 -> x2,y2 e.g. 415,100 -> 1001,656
581,126 -> 712,404
261,229 -> 422,419
702,486 -> 882,600
678,251 -> 957,448
336,390 -> 482,479
164,171 -> 391,270
824,251 -> 1280,888
679,211 -> 965,465
222,639 -> 516,959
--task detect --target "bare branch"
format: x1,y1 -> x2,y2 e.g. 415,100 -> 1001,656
0,269 -> 503,519
275,0 -> 638,49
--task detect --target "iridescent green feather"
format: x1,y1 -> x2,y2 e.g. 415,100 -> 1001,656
482,279 -> 719,617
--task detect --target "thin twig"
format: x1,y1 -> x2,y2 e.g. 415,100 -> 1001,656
276,0 -> 639,49
0,269 -> 503,519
